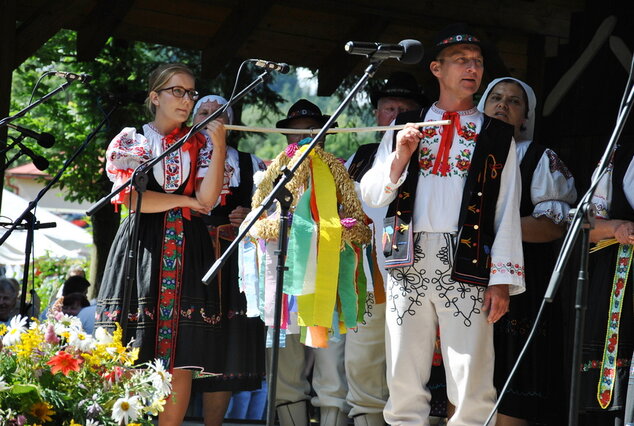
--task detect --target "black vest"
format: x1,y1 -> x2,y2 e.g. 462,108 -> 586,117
386,108 -> 515,286
347,143 -> 380,183
519,142 -> 547,217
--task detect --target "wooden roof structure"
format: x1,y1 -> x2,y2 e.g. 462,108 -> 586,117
3,0 -> 586,96
2,0 -> 633,204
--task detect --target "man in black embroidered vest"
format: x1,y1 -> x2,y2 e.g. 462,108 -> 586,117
360,23 -> 525,425
344,72 -> 427,426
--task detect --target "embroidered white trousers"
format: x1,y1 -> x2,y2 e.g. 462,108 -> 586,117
383,232 -> 497,426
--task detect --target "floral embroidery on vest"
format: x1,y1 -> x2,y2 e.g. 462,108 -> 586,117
418,122 -> 476,178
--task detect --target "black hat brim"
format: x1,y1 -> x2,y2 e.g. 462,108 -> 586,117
275,115 -> 336,129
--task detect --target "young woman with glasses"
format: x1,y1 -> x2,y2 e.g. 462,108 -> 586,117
96,63 -> 227,425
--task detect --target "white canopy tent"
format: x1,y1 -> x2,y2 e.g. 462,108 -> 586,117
0,189 -> 92,265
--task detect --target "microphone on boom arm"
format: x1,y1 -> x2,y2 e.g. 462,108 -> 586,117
345,39 -> 424,64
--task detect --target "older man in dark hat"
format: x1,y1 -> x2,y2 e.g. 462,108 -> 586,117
360,23 -> 524,425
270,99 -> 350,426
371,72 -> 429,128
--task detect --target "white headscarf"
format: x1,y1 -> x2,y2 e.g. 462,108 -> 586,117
193,95 -> 234,125
477,77 -> 536,143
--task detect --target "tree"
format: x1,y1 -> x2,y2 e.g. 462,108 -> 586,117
9,30 -> 283,296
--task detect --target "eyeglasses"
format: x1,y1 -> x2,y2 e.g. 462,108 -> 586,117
157,86 -> 200,101
436,56 -> 484,68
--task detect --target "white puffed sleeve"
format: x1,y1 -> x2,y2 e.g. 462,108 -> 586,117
360,126 -> 408,208
530,148 -> 577,224
105,127 -> 153,204
196,133 -> 213,179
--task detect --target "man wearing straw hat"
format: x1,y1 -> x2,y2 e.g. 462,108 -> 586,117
360,23 -> 525,425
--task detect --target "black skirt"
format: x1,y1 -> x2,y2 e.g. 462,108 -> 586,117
96,200 -> 226,375
493,241 -> 565,424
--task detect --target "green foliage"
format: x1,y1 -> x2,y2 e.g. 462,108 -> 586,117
238,69 -> 379,162
31,255 -> 89,311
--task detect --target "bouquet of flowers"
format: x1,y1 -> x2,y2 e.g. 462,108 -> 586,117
0,313 -> 172,426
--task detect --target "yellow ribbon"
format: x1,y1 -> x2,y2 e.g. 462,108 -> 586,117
297,149 -> 342,328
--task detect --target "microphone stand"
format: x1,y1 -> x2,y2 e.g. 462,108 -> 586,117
86,69 -> 274,343
200,60 -> 385,426
483,57 -> 634,426
11,213 -> 56,318
0,106 -> 117,316
1,135 -> 43,172
545,74 -> 633,426
0,78 -> 76,129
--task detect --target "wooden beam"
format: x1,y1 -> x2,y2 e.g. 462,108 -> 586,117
317,14 -> 389,96
76,0 -> 135,61
14,0 -> 85,67
201,0 -> 273,79
0,0 -> 16,205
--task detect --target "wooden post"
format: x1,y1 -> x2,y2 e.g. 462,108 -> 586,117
0,0 -> 16,207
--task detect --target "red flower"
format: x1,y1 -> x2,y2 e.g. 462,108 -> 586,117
47,351 -> 83,376
420,159 -> 433,170
102,366 -> 125,384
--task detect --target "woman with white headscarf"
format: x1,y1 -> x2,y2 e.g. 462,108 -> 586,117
479,77 -> 577,425
190,95 -> 267,426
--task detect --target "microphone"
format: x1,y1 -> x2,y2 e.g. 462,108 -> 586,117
6,123 -> 55,148
14,139 -> 49,171
50,71 -> 93,83
344,39 -> 424,64
251,59 -> 291,74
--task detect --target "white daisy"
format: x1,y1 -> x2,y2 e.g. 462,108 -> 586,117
52,314 -> 83,335
147,359 -> 172,396
94,327 -> 113,344
0,374 -> 11,391
2,315 -> 28,346
68,329 -> 95,352
85,419 -> 102,426
111,395 -> 141,424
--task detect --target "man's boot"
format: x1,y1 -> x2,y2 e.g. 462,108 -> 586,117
353,412 -> 386,426
320,407 -> 348,426
277,400 -> 309,426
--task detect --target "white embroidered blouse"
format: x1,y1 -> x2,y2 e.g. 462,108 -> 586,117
515,141 -> 577,223
591,152 -> 634,218
106,124 -> 213,196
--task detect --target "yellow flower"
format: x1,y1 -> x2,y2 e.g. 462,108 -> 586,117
29,401 -> 55,422
146,397 -> 166,416
14,326 -> 44,358
0,323 -> 7,336
127,424 -> 142,426
69,420 -> 81,426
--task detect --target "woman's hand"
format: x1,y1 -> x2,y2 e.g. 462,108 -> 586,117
614,220 -> 634,245
228,206 -> 251,227
204,120 -> 227,150
185,196 -> 212,215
